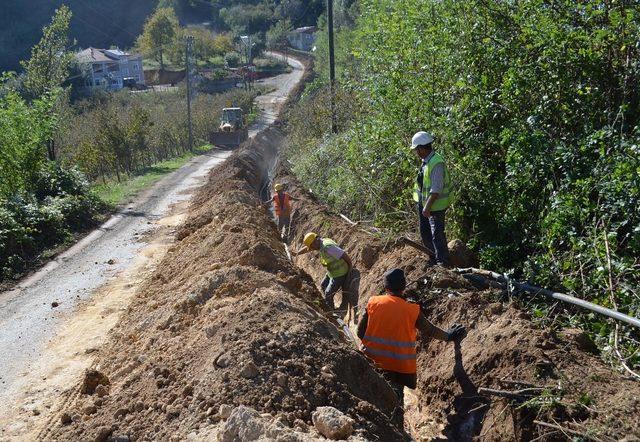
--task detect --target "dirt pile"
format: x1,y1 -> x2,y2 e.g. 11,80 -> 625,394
46,131 -> 407,441
277,164 -> 640,440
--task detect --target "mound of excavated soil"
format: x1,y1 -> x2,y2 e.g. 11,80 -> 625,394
277,162 -> 640,441
48,132 -> 407,441
46,125 -> 639,441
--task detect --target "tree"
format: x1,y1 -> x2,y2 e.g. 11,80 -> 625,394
219,4 -> 275,36
0,91 -> 58,197
213,34 -> 235,55
20,5 -> 73,99
266,20 -> 293,50
137,7 -> 179,70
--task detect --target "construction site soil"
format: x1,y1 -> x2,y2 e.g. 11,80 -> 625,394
44,128 -> 640,441
278,161 -> 640,441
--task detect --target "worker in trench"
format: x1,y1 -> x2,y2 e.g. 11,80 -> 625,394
291,232 -> 355,312
262,183 -> 300,240
357,268 -> 466,426
411,131 -> 452,267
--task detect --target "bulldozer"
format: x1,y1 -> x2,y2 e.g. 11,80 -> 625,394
210,107 -> 249,148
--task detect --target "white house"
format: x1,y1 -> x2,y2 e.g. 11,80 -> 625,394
76,47 -> 145,91
288,26 -> 317,52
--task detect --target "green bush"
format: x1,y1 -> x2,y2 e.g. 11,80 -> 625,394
287,0 -> 640,367
224,51 -> 241,68
207,55 -> 225,68
48,194 -> 104,230
0,164 -> 105,281
33,162 -> 89,199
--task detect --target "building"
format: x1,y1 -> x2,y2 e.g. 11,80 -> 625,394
75,47 -> 145,91
288,26 -> 317,52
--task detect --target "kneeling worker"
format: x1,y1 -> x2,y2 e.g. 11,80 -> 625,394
292,232 -> 353,309
357,268 -> 466,419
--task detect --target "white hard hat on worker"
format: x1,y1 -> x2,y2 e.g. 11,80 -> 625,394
411,131 -> 435,149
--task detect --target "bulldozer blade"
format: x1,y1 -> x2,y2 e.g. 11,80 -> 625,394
210,128 -> 249,148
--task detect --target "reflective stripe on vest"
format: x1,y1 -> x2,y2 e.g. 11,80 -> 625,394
273,192 -> 291,216
319,238 -> 349,278
362,295 -> 420,374
412,152 -> 452,211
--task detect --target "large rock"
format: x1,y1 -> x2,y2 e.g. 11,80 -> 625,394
218,406 -> 267,442
311,406 -> 354,440
81,369 -> 110,395
447,239 -> 476,268
218,406 -> 321,442
240,361 -> 260,379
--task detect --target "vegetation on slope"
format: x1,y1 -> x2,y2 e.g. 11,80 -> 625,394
286,0 -> 640,368
0,0 -> 158,73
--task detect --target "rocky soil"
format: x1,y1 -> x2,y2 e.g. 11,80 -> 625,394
45,130 -> 407,441
278,157 -> 640,441
42,127 -> 640,442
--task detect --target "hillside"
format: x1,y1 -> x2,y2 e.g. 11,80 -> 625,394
0,0 -> 158,72
0,0 -> 327,73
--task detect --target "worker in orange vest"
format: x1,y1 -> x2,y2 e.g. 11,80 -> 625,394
262,183 -> 299,238
357,268 -> 466,424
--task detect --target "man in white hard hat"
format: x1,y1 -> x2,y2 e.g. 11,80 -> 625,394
411,131 -> 452,267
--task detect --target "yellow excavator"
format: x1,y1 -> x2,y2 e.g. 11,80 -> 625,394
211,107 -> 249,148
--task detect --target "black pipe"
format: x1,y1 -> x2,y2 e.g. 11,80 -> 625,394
455,268 -> 640,329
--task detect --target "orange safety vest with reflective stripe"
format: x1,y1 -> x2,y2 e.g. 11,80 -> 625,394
362,294 -> 420,374
273,192 -> 291,217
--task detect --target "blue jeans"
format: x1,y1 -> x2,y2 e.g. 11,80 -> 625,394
418,204 -> 450,266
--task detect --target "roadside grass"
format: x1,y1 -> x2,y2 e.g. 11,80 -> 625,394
93,145 -> 213,206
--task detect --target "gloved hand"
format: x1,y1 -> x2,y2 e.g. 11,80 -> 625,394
446,323 -> 467,342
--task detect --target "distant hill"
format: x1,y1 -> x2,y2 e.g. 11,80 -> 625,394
1,0 -> 326,73
0,0 -> 159,72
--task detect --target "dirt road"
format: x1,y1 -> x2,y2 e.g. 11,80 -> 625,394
0,54 -> 303,439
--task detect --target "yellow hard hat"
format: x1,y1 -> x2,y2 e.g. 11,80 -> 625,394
274,183 -> 284,191
303,232 -> 317,248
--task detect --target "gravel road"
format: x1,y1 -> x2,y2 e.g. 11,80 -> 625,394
0,54 -> 304,399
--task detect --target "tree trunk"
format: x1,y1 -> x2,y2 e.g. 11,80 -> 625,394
47,139 -> 56,161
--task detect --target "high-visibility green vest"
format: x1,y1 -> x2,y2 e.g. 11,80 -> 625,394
412,152 -> 452,211
319,238 -> 349,278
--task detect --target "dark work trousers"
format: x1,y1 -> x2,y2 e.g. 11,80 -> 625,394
382,370 -> 415,430
321,274 -> 349,309
277,213 -> 290,236
418,204 -> 450,266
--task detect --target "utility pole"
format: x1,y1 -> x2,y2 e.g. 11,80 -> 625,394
327,0 -> 337,133
185,35 -> 194,152
240,35 -> 253,91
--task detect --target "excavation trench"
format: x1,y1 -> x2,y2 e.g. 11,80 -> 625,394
47,129 -> 409,441
271,141 -> 640,440
47,128 -> 640,441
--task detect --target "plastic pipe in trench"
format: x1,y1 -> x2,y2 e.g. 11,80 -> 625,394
455,268 -> 640,330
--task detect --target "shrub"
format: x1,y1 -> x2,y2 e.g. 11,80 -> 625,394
33,162 -> 89,199
224,51 -> 241,68
48,194 -> 104,230
287,0 -> 640,366
0,165 -> 104,281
